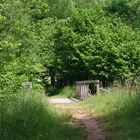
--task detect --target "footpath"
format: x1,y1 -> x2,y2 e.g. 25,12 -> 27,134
48,98 -> 107,140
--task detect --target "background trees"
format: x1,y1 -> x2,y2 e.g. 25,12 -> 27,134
0,0 -> 140,96
53,8 -> 140,86
0,0 -> 46,96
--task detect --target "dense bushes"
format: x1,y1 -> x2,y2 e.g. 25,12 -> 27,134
1,0 -> 140,94
0,1 -> 44,99
45,0 -> 140,87
107,0 -> 140,27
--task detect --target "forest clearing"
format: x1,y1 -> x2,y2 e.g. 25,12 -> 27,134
1,0 -> 140,140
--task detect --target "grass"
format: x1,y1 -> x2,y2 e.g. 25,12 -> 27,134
3,85 -> 140,140
80,88 -> 140,140
48,86 -> 76,98
0,91 -> 85,140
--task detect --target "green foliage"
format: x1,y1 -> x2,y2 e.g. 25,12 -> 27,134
107,0 -> 140,27
58,86 -> 76,98
47,0 -> 75,19
0,0 -> 140,138
54,8 -> 140,86
75,0 -> 105,8
1,0 -> 139,91
47,86 -> 76,98
0,0 -> 47,98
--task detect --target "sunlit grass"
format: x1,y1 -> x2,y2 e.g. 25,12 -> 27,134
80,88 -> 140,140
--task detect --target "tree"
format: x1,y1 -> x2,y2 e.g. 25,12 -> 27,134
54,8 -> 140,86
0,0 -> 47,97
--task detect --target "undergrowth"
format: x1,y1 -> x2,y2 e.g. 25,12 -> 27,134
0,92 -> 84,140
48,86 -> 76,98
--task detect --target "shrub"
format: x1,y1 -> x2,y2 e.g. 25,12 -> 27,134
54,8 -> 140,86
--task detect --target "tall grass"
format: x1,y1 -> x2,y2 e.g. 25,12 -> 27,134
80,88 -> 140,140
0,92 -> 84,140
48,86 -> 76,98
56,86 -> 76,98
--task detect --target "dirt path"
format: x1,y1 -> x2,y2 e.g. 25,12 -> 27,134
72,111 -> 107,140
49,98 -> 107,140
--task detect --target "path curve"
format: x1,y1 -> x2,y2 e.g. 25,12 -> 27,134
72,111 -> 107,140
49,98 -> 107,140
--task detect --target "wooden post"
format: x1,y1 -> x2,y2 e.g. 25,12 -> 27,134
96,83 -> 99,94
96,80 -> 99,94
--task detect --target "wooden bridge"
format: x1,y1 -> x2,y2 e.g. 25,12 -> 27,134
76,80 -> 99,100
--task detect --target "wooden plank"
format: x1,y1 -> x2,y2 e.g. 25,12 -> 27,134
96,83 -> 99,94
87,84 -> 90,97
76,80 -> 99,84
85,84 -> 87,98
76,84 -> 81,98
80,83 -> 90,99
80,84 -> 83,99
76,84 -> 79,97
83,84 -> 86,99
82,84 -> 85,100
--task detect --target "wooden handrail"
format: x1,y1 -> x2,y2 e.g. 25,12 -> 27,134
76,80 -> 99,84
